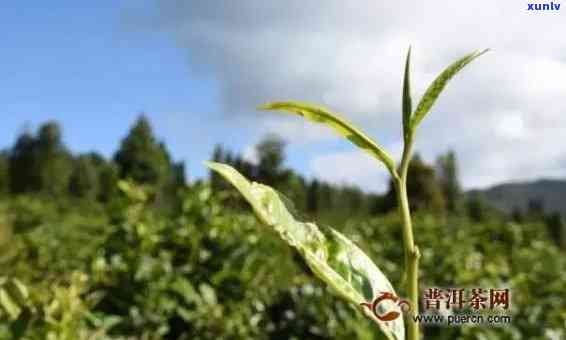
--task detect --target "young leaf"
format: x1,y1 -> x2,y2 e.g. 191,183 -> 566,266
411,49 -> 489,128
4,279 -> 28,306
205,161 -> 405,340
260,102 -> 397,177
0,287 -> 21,320
402,47 -> 413,140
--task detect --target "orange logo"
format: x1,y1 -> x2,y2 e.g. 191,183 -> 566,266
361,292 -> 411,321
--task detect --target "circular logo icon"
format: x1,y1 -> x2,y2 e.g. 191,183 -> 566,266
361,292 -> 411,321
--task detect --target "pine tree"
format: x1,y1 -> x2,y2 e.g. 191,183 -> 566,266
467,192 -> 488,222
0,151 -> 9,194
114,115 -> 171,186
307,179 -> 320,213
342,186 -> 364,215
98,162 -> 119,202
9,130 -> 40,193
319,182 -> 335,212
36,121 -> 73,196
436,151 -> 462,214
69,154 -> 100,199
285,173 -> 307,211
172,161 -> 186,187
240,159 -> 256,181
382,154 -> 446,214
369,194 -> 386,215
210,145 -> 226,190
544,212 -> 564,249
256,134 -> 287,187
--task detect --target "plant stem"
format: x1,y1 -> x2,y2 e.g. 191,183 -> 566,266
395,136 -> 421,340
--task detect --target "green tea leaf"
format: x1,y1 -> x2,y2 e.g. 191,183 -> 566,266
0,287 -> 21,320
260,102 -> 397,176
402,47 -> 413,140
205,161 -> 404,340
118,180 -> 148,202
171,278 -> 199,304
4,279 -> 29,306
411,49 -> 489,128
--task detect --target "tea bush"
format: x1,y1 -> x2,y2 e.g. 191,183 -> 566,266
0,182 -> 564,339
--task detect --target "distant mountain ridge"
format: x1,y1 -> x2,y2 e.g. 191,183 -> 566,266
468,179 -> 566,216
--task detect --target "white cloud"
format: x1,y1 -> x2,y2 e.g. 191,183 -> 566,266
493,111 -> 527,140
136,0 -> 566,190
310,151 -> 390,192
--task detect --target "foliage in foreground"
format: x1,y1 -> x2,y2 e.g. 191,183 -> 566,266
0,182 -> 564,339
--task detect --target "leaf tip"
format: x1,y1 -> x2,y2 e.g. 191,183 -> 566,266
257,102 -> 281,111
477,48 -> 491,58
204,161 -> 224,173
469,48 -> 490,62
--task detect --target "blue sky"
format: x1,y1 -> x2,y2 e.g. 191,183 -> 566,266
2,2 -> 565,191
0,1 -> 337,184
1,2 -> 244,180
0,1 -> 362,187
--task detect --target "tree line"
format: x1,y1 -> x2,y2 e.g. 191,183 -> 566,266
210,135 -> 468,220
0,115 -> 184,203
0,114 -> 563,248
0,115 -> 507,219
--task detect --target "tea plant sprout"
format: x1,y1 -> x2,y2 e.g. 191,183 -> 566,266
207,48 -> 488,340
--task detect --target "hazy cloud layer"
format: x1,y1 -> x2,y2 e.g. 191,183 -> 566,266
144,1 -> 566,190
